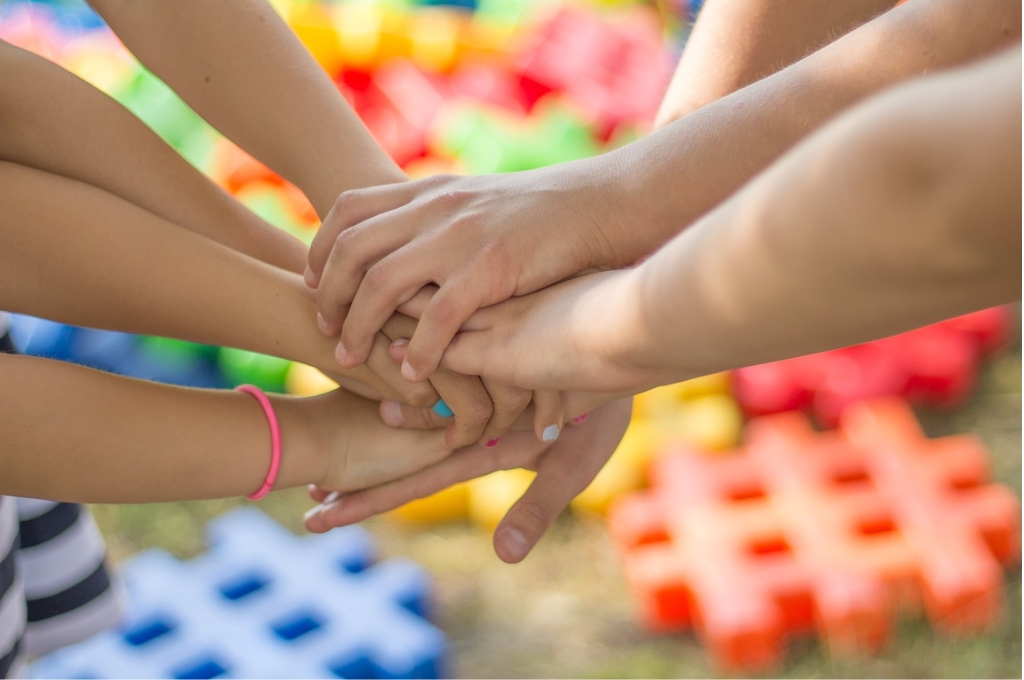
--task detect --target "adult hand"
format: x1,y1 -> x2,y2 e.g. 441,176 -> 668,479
304,398 -> 632,563
306,162 -> 642,384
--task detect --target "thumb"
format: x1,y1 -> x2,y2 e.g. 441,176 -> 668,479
379,399 -> 451,429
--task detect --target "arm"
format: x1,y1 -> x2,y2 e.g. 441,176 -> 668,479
85,0 -> 528,445
440,46 -> 1022,392
0,39 -> 306,273
86,0 -> 406,216
305,0 -> 1020,383
1,353 -> 450,503
0,160 -> 437,407
655,0 -> 895,126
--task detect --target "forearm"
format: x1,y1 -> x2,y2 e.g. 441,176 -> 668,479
655,0 -> 893,125
0,162 -> 356,386
625,48 -> 1021,378
0,40 -> 306,273
89,0 -> 405,217
0,353 -> 323,503
598,0 -> 1020,265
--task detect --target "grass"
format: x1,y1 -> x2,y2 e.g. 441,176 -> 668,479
89,320 -> 1022,679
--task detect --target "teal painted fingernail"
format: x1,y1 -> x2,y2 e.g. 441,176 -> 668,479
432,400 -> 454,418
542,424 -> 560,442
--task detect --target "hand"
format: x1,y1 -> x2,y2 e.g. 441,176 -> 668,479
305,164 -> 638,384
406,270 -> 667,394
296,389 -> 453,493
304,398 -> 633,563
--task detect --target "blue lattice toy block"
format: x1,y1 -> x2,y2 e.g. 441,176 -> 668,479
31,509 -> 447,679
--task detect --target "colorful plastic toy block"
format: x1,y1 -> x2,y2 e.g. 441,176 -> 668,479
609,397 -> 1020,671
30,508 -> 447,679
387,375 -> 741,524
732,307 -> 1012,427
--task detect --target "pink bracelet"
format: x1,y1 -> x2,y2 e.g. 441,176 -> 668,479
236,384 -> 282,501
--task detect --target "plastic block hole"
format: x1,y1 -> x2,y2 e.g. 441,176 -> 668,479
748,536 -> 791,557
172,657 -> 229,680
218,571 -> 271,601
338,553 -> 373,574
858,517 -> 897,537
949,475 -> 981,492
271,610 -> 325,641
728,485 -> 766,502
832,467 -> 871,487
122,616 -> 177,646
327,652 -> 377,679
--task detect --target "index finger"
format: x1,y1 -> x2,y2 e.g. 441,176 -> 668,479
307,183 -> 415,286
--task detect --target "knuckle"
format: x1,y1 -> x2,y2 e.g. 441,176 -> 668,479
403,384 -> 437,409
497,389 -> 532,415
332,189 -> 361,212
513,499 -> 554,530
362,259 -> 392,293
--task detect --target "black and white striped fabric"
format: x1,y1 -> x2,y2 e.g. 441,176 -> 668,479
1,320 -> 124,678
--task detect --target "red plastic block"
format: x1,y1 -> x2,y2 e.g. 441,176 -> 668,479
608,398 -> 1019,671
733,307 -> 1012,426
515,6 -> 674,137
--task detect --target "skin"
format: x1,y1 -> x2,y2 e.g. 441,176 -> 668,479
0,353 -> 451,503
305,0 -> 1020,384
654,0 -> 895,125
431,47 -> 1022,394
82,0 -> 544,446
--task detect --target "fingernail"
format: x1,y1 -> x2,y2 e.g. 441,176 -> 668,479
501,527 -> 529,561
335,342 -> 348,364
432,400 -> 454,418
317,312 -> 331,334
542,424 -> 560,442
304,265 -> 316,287
392,338 -> 409,349
381,400 -> 405,426
572,413 -> 590,425
486,438 -> 500,447
401,360 -> 419,382
303,505 -> 324,523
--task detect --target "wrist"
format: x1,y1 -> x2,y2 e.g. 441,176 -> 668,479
268,394 -> 330,490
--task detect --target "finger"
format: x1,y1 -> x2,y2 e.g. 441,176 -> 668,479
378,399 -> 451,430
304,432 -> 548,531
308,485 -> 334,503
532,389 -> 564,443
479,379 -> 532,446
438,329 -> 493,378
401,280 -> 488,382
307,183 -> 415,286
363,332 -> 439,408
314,218 -> 422,338
395,285 -> 439,320
428,368 -> 493,448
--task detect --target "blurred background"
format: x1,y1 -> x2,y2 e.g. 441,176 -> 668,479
1,0 -> 1020,676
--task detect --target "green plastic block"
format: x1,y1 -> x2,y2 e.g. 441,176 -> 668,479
218,347 -> 292,393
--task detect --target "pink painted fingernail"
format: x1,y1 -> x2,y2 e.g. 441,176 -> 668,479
486,438 -> 500,447
572,413 -> 590,425
335,342 -> 348,364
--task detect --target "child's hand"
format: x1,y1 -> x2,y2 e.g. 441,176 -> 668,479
298,389 -> 453,493
306,163 -> 641,384
406,270 -> 665,395
303,398 -> 633,563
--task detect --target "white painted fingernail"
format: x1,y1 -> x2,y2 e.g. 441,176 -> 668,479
542,424 -> 560,442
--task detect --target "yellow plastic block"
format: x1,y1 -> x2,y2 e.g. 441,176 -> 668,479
468,469 -> 535,530
632,373 -> 732,420
662,393 -> 743,451
408,8 -> 465,73
387,482 -> 471,524
402,156 -> 463,179
289,3 -> 345,76
285,362 -> 338,397
331,2 -> 384,68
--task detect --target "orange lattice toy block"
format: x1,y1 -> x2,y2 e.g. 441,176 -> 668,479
608,397 -> 1019,671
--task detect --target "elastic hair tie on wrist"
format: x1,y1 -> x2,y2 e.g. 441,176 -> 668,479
236,384 -> 282,501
